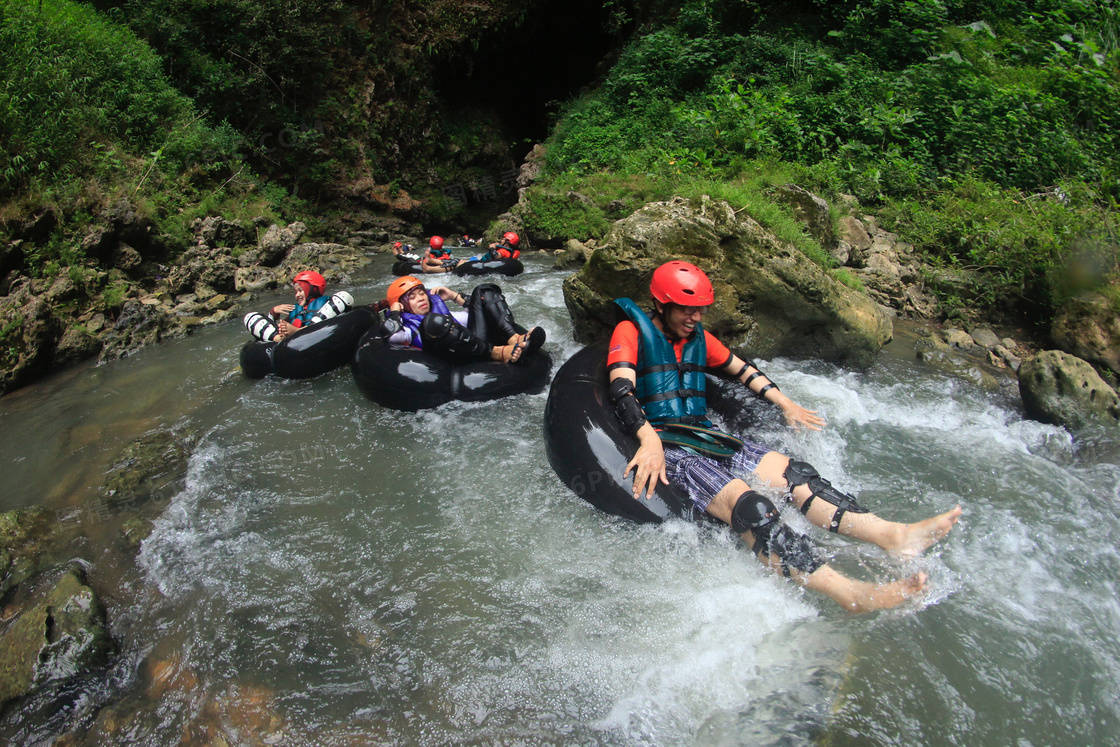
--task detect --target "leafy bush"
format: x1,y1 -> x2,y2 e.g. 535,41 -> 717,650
879,177 -> 1120,321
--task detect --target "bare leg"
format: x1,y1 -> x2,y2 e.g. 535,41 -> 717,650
706,480 -> 927,613
798,565 -> 927,613
753,452 -> 961,557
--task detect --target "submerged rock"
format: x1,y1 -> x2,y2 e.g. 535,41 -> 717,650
0,570 -> 113,706
100,429 -> 192,513
563,195 -> 892,368
0,507 -> 66,599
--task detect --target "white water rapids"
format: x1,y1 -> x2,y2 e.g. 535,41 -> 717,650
1,254 -> 1117,745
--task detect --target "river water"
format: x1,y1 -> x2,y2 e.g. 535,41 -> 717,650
2,253 -> 1118,746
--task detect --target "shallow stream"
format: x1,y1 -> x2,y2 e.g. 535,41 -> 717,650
2,254 -> 1118,745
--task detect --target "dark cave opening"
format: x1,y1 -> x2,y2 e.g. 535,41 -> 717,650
434,0 -> 626,161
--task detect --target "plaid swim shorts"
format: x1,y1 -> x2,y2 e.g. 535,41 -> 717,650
662,437 -> 773,513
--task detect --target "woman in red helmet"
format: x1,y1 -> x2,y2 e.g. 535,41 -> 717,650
243,270 -> 353,342
380,275 -> 544,364
606,260 -> 961,612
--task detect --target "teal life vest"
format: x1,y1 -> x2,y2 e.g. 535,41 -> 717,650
613,298 -> 744,459
288,295 -> 329,326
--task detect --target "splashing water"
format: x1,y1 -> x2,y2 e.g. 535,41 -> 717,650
1,254 -> 1117,745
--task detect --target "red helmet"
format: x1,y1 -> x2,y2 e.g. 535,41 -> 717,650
386,276 -> 424,308
503,231 -> 520,247
429,236 -> 444,250
393,242 -> 402,249
650,261 -> 713,306
292,270 -> 327,299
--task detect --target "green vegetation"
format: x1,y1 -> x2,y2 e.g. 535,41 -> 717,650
540,0 -> 1120,326
0,0 -> 277,283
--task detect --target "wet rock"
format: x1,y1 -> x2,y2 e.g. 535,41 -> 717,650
563,195 -> 891,368
100,429 -> 191,513
1019,349 -> 1120,430
1049,291 -> 1120,381
915,330 -> 950,359
119,516 -> 155,553
0,570 -> 113,706
993,344 -> 1022,372
0,507 -> 62,598
944,328 -> 976,349
98,300 -> 187,363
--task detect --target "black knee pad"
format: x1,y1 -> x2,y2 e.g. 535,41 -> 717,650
730,490 -> 779,534
783,460 -> 868,533
421,313 -> 488,361
751,522 -> 824,576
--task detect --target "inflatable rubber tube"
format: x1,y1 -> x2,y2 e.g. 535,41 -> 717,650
351,331 -> 553,411
392,259 -> 424,276
543,344 -> 694,524
240,306 -> 377,379
452,257 -> 524,277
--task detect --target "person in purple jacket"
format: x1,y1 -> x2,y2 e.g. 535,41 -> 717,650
379,276 -> 545,364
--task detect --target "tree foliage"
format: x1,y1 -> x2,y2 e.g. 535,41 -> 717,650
543,0 -> 1120,323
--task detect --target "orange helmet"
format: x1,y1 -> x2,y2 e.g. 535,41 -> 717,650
429,235 -> 444,250
386,276 -> 424,307
503,231 -> 520,246
292,270 -> 326,298
650,261 -> 713,306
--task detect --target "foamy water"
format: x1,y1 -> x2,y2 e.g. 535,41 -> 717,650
1,254 -> 1117,745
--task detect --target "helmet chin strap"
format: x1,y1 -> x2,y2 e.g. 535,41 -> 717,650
651,301 -> 686,341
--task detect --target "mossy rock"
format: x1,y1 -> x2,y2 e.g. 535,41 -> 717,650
0,507 -> 66,599
564,196 -> 892,368
0,570 -> 113,706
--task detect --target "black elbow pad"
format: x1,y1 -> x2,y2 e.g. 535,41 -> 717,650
608,378 -> 647,436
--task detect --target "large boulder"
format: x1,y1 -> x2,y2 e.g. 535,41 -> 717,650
563,196 -> 892,368
1019,349 -> 1120,430
1049,291 -> 1120,382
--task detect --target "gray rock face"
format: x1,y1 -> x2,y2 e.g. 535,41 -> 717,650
1019,349 -> 1120,430
1050,291 -> 1120,381
563,195 -> 892,368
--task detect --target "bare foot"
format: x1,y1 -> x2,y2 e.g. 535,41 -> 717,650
889,505 -> 962,559
843,572 -> 928,613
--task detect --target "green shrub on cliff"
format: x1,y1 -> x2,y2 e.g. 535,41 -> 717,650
0,0 -> 241,198
542,0 -> 1120,326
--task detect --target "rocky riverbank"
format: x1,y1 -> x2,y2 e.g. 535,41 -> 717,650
1,184 -> 1117,740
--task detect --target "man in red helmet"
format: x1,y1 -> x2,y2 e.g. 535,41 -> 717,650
243,270 -> 353,342
607,260 -> 962,612
421,236 -> 458,274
